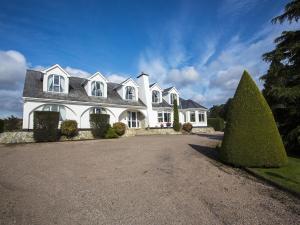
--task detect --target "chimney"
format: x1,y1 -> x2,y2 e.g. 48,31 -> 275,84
137,72 -> 153,127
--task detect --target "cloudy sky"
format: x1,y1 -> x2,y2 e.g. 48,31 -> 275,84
0,0 -> 299,117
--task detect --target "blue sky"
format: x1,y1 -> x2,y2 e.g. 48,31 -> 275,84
0,0 -> 299,117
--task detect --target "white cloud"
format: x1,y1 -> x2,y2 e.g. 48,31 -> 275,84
64,66 -> 91,78
167,66 -> 200,88
0,50 -> 27,91
106,74 -> 127,83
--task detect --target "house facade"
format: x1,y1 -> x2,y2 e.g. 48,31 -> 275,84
22,64 -> 207,129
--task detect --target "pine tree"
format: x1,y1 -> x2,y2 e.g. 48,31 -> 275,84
261,0 -> 300,154
221,71 -> 288,167
173,99 -> 180,131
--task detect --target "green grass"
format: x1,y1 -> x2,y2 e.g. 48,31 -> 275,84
250,156 -> 300,194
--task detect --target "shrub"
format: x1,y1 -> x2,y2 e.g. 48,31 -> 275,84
61,120 -> 78,137
113,122 -> 126,136
3,115 -> 22,131
182,122 -> 193,133
0,119 -> 3,133
208,118 -> 225,131
220,71 -> 288,168
105,126 -> 118,139
173,99 -> 180,131
90,114 -> 110,138
33,111 -> 59,142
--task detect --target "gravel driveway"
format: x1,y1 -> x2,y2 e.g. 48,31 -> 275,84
0,134 -> 299,225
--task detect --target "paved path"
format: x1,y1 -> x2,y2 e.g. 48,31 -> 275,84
0,134 -> 299,225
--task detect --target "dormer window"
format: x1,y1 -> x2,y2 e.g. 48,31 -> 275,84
48,74 -> 65,93
91,81 -> 104,97
125,86 -> 135,100
152,90 -> 160,103
170,93 -> 177,104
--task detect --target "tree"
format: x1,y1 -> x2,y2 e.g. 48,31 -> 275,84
208,98 -> 233,121
173,99 -> 180,131
261,0 -> 300,154
220,71 -> 288,167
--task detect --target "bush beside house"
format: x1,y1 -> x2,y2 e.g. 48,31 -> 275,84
113,122 -> 126,136
173,99 -> 180,131
105,126 -> 119,139
220,71 -> 288,168
90,114 -> 110,138
61,120 -> 78,137
208,118 -> 225,131
182,122 -> 193,133
3,116 -> 22,131
33,111 -> 60,142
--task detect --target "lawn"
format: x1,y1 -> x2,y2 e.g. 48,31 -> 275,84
249,156 -> 300,195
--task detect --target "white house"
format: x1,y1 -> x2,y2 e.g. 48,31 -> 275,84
22,64 -> 207,129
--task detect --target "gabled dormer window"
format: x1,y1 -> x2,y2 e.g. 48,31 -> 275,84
170,93 -> 177,104
152,90 -> 160,103
125,86 -> 135,100
91,81 -> 104,97
48,74 -> 65,93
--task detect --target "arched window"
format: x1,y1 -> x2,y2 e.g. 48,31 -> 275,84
91,81 -> 104,97
89,107 -> 106,114
42,104 -> 66,121
170,93 -> 177,104
48,74 -> 65,92
152,90 -> 160,103
125,86 -> 135,100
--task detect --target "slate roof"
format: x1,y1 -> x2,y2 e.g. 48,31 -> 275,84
163,86 -> 174,93
152,98 -> 206,110
179,98 -> 207,109
23,70 -> 146,107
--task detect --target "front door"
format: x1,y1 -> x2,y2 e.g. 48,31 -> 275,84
127,111 -> 139,128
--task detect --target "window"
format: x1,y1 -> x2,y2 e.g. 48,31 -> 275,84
199,112 -> 205,122
157,111 -> 171,123
48,74 -> 65,92
126,86 -> 135,100
91,81 -> 104,97
190,111 -> 195,122
170,93 -> 177,104
42,104 -> 66,121
89,107 -> 106,114
152,90 -> 160,103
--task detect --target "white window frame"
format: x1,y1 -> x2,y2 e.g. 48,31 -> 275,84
170,93 -> 177,105
199,112 -> 205,122
190,111 -> 196,122
125,86 -> 135,100
127,111 -> 139,128
90,107 -> 106,114
91,81 -> 104,97
48,74 -> 65,93
152,90 -> 160,103
158,111 -> 171,123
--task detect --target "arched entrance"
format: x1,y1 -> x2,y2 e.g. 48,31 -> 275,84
118,109 -> 146,128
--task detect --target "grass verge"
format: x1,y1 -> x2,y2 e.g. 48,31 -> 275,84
248,156 -> 300,195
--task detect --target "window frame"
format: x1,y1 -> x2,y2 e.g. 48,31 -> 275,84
199,112 -> 205,122
157,111 -> 171,123
190,111 -> 196,122
42,104 -> 66,121
125,86 -> 135,100
170,93 -> 177,105
152,90 -> 160,103
48,74 -> 65,93
91,81 -> 104,97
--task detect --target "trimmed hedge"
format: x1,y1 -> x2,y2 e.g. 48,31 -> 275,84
173,99 -> 180,131
0,119 -> 3,133
90,114 -> 110,138
105,126 -> 118,139
33,111 -> 59,142
208,118 -> 225,131
182,122 -> 193,133
61,120 -> 78,137
113,122 -> 126,136
220,71 -> 288,168
3,116 -> 22,131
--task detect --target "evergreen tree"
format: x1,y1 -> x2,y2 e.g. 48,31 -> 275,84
221,71 -> 288,167
173,99 -> 180,131
261,0 -> 300,154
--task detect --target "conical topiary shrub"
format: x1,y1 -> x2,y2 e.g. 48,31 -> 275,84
220,71 -> 288,167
